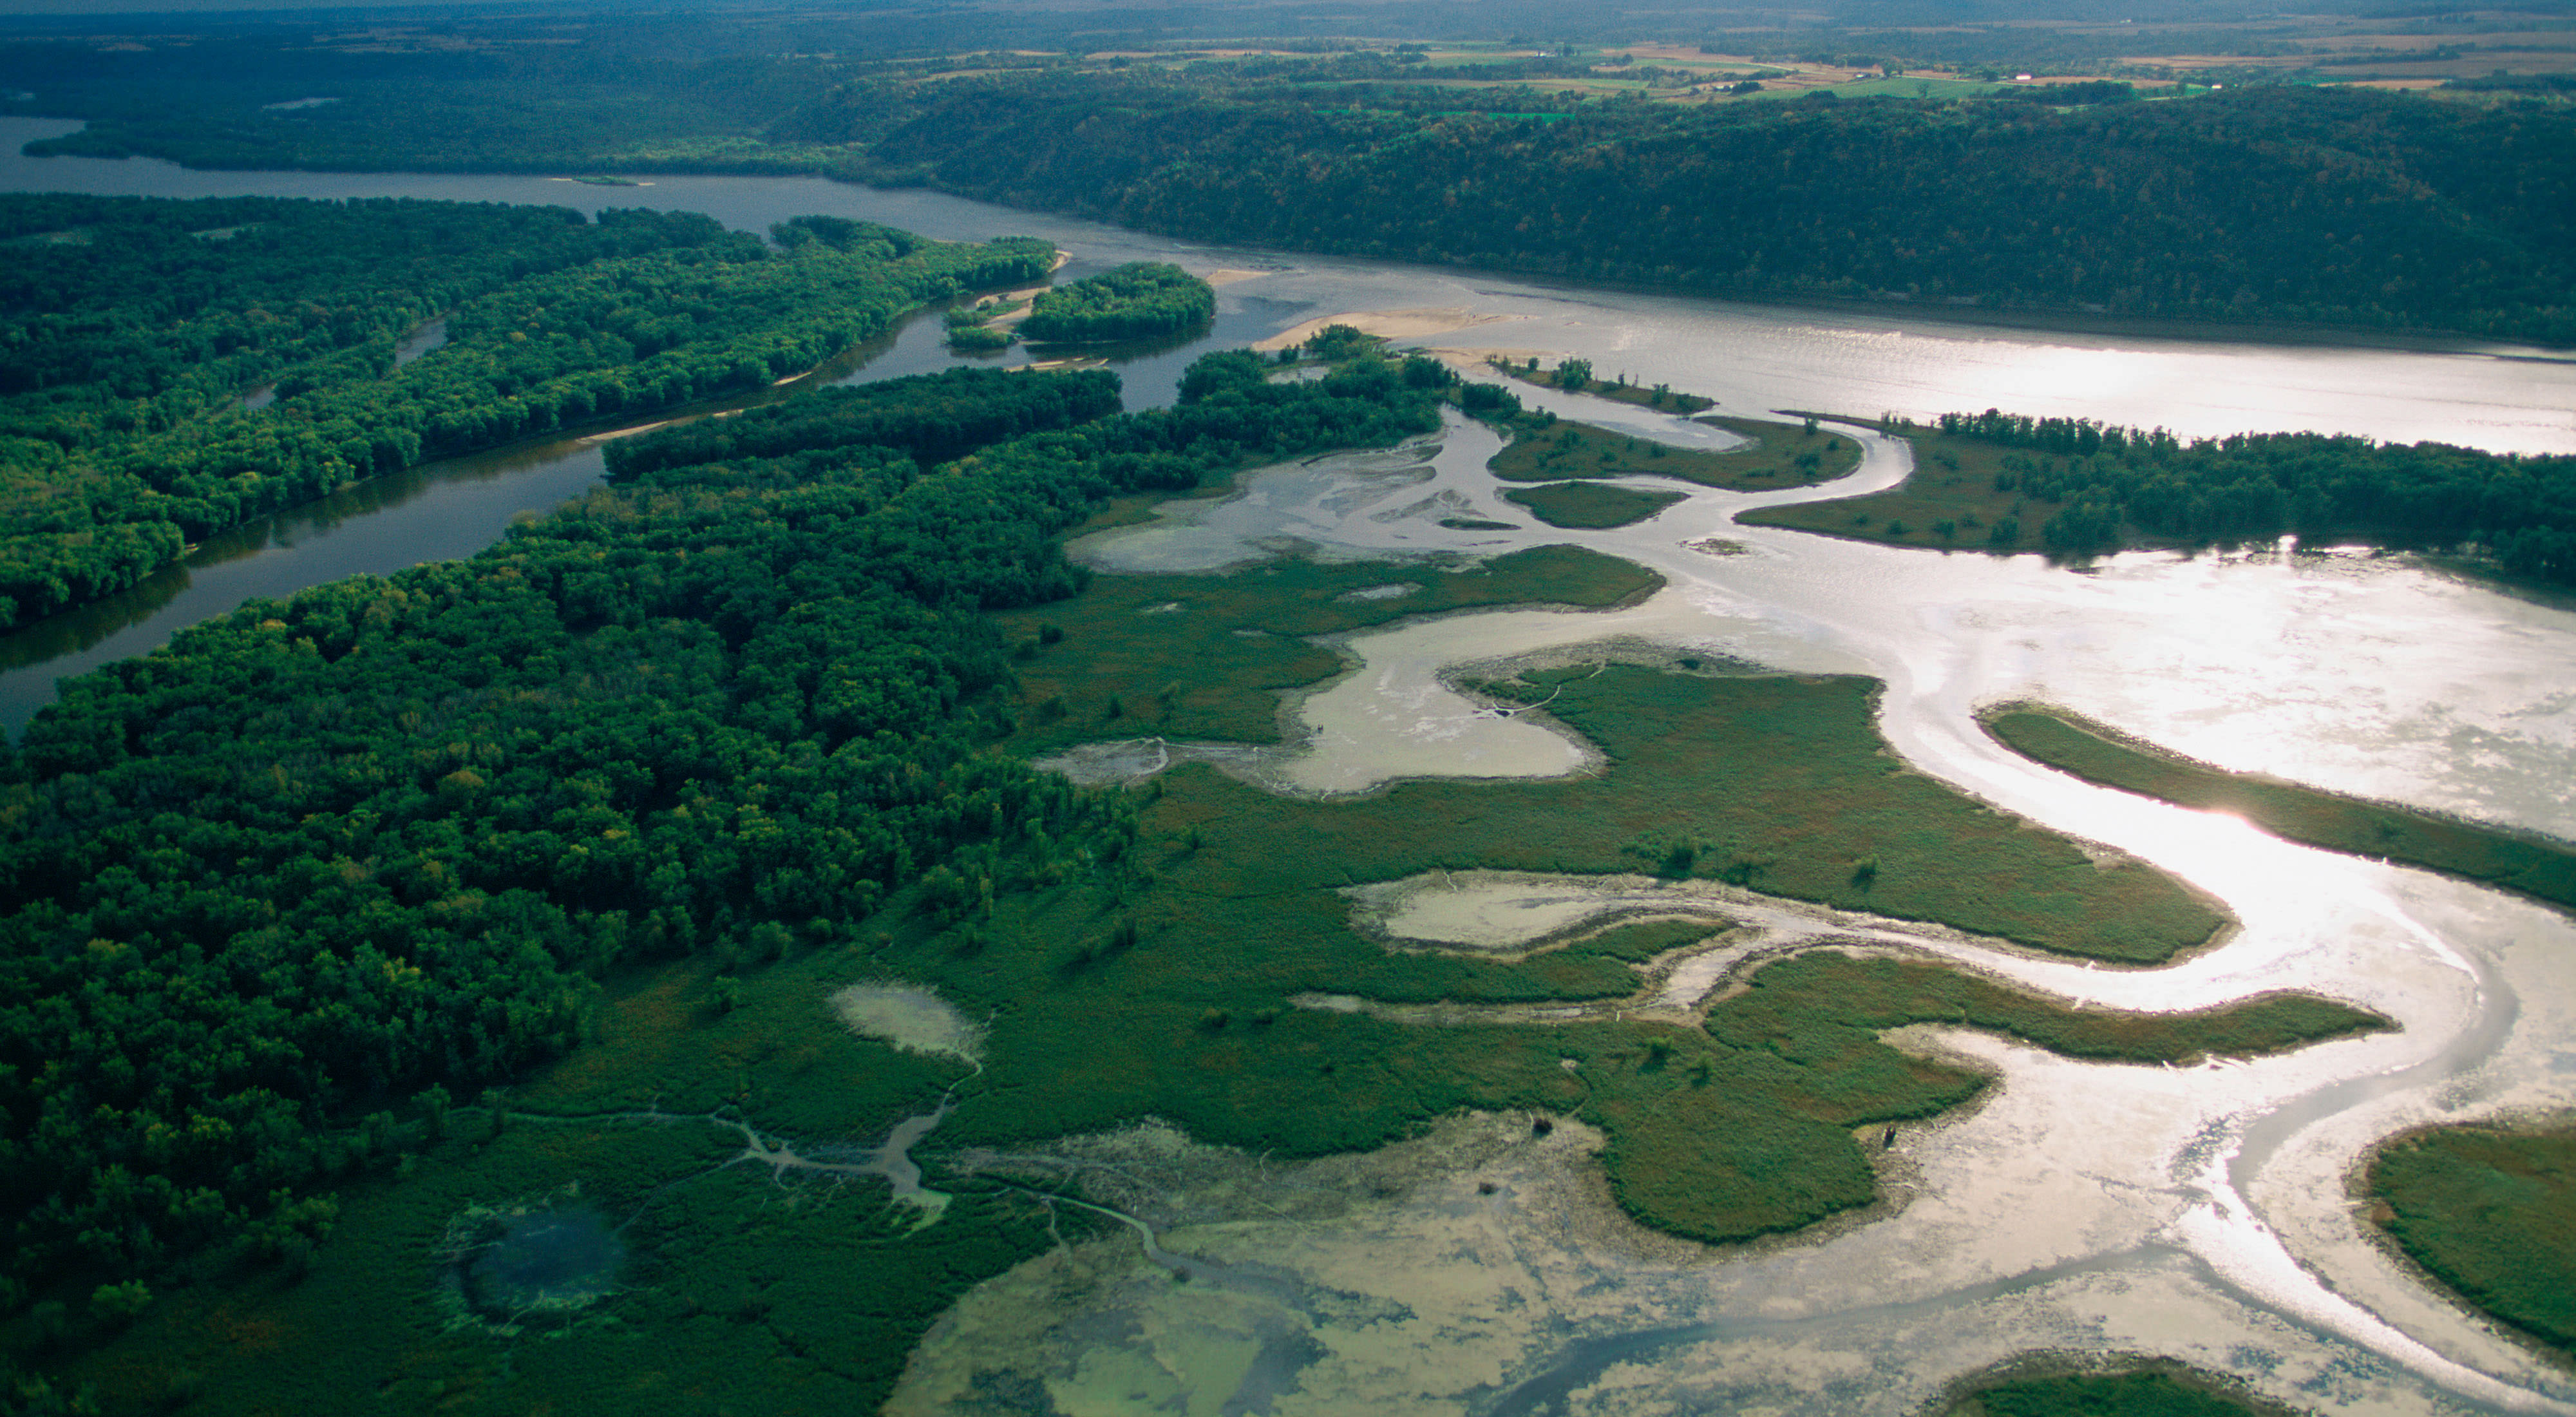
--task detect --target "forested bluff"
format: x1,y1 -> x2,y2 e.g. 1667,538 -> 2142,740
15,52 -> 2572,345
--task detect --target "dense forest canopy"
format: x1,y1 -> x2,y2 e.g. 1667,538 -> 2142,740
817,73 -> 2575,343
1018,262 -> 1216,343
1934,408 -> 2576,575
0,348 -> 1440,1318
0,195 -> 1055,631
6,29 -> 2568,345
601,366 -> 1126,478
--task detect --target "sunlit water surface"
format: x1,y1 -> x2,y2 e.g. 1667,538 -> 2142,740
7,118 -> 2576,1412
985,411 -> 2576,1415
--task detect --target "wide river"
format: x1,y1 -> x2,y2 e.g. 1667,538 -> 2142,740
6,116 -> 2575,1415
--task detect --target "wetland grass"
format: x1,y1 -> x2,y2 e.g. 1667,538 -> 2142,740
1159,669 -> 2230,965
1986,704 -> 2576,913
1947,1364 -> 2305,1416
990,544 -> 1660,754
2369,1126 -> 2576,1359
1499,363 -> 1714,414
55,664 -> 2380,1412
1488,415 -> 1861,491
1502,480 -> 1687,529
1741,424 -> 2043,551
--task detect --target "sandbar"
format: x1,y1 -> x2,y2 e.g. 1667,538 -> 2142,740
1255,307 -> 1517,351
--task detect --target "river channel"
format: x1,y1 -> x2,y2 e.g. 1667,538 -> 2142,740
6,116 -> 2576,1414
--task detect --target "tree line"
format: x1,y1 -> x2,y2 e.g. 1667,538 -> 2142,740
1931,408 -> 2576,576
0,195 -> 1057,631
807,73 -> 2574,345
0,344 -> 1439,1324
602,366 -> 1123,477
15,44 -> 2570,345
1018,262 -> 1215,343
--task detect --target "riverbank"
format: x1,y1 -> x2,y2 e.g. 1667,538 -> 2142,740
1737,421 -> 2050,551
1499,361 -> 1717,413
2365,1121 -> 2576,1366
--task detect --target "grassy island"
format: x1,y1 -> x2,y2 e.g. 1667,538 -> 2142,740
1492,415 -> 1862,491
1985,703 -> 2576,913
994,543 -> 1660,752
1503,480 -> 1687,528
2369,1126 -> 2576,1360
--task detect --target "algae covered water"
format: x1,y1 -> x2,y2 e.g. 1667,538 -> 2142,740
6,115 -> 2576,1413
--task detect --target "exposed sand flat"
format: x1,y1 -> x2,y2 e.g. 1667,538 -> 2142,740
1426,345 -> 1560,368
1253,307 -> 1517,352
1202,267 -> 1273,287
829,983 -> 984,1065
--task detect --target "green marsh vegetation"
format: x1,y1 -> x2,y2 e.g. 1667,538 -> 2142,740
1985,704 -> 2576,913
1743,420 -> 2042,551
2369,1127 -> 2576,1359
1946,1362 -> 2304,1416
1498,359 -> 1714,413
992,544 -> 1660,753
1743,409 -> 2576,584
0,336 -> 2388,1413
1150,667 -> 2228,965
1502,480 -> 1688,528
1018,262 -> 1215,344
1489,416 -> 1862,491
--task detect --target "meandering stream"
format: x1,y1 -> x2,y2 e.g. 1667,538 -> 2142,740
7,116 -> 2576,1412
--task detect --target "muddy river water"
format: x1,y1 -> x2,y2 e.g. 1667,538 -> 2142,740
6,116 -> 2576,1414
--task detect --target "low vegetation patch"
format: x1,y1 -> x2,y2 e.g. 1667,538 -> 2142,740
1944,1362 -> 2305,1416
1501,480 -> 1687,528
1490,416 -> 1860,491
2369,1125 -> 2576,1358
992,544 -> 1660,752
1498,359 -> 1714,413
1149,668 -> 2228,964
1740,423 -> 2041,551
1986,704 -> 2576,913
